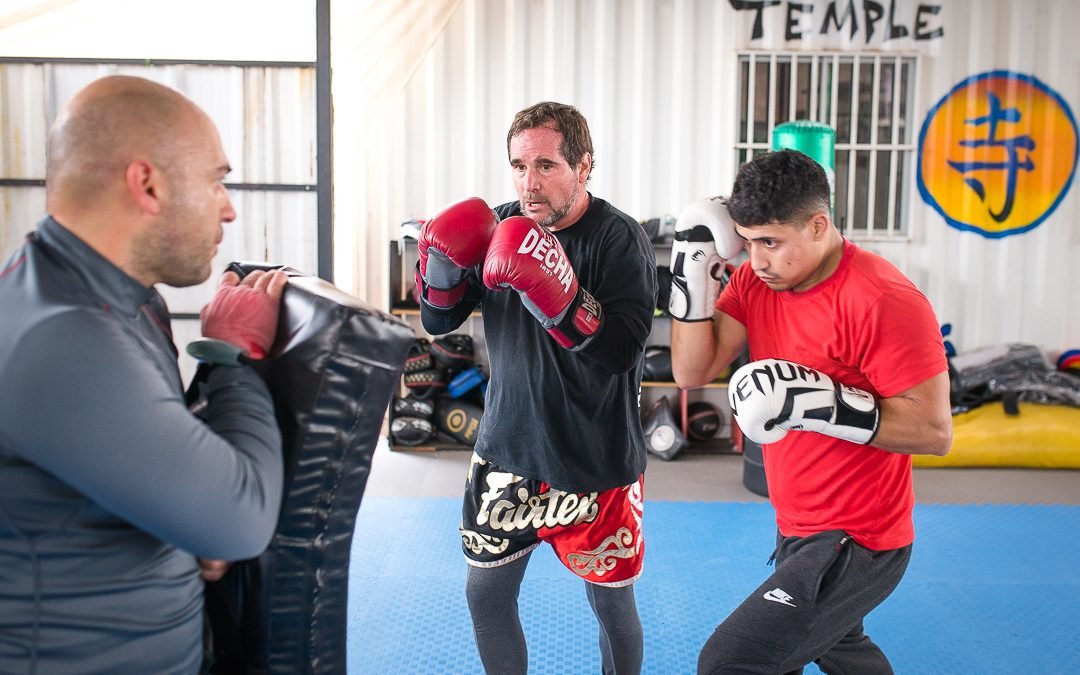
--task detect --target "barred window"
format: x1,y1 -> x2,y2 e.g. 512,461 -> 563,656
735,53 -> 918,239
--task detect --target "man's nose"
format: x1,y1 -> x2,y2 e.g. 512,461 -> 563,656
748,247 -> 767,271
522,167 -> 541,192
222,193 -> 237,223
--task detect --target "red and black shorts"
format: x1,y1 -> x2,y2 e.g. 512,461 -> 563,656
459,452 -> 645,586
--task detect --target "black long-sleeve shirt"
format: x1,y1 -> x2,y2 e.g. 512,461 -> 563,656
0,216 -> 283,674
423,195 -> 657,492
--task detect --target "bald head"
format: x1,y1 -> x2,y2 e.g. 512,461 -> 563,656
44,76 -> 237,288
46,75 -> 208,211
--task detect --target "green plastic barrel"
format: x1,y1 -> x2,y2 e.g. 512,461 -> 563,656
772,120 -> 836,214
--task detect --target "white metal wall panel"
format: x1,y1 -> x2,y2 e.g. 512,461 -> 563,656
0,0 -> 316,62
4,2 -> 1077,356
360,0 -> 741,306
0,63 -> 317,185
0,61 -> 319,384
909,0 -> 1080,355
0,187 -> 317,309
0,62 -> 319,308
0,186 -> 44,255
0,65 -> 48,179
353,0 -> 1078,356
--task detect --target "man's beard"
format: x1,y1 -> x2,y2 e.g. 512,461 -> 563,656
132,208 -> 215,288
523,183 -> 579,229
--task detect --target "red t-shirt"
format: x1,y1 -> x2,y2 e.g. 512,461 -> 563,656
717,239 -> 947,550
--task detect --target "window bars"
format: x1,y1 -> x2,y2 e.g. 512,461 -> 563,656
736,52 -> 919,239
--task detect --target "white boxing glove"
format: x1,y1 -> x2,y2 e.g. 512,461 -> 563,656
728,358 -> 880,445
668,197 -> 744,322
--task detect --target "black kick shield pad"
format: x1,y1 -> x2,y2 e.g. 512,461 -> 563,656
198,262 -> 413,674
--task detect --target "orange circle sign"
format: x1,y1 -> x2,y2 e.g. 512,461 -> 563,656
918,71 -> 1078,238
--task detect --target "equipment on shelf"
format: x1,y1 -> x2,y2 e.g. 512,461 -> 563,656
434,397 -> 484,446
643,346 -> 673,382
641,395 -> 686,461
403,338 -> 434,373
390,416 -> 436,446
655,265 -> 672,316
430,334 -> 475,372
393,395 -> 435,420
686,401 -> 721,441
448,366 -> 487,399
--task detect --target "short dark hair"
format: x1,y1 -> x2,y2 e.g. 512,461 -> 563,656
506,102 -> 595,175
726,149 -> 830,227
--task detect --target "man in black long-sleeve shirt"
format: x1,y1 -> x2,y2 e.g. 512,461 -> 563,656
417,102 -> 657,674
0,75 -> 286,674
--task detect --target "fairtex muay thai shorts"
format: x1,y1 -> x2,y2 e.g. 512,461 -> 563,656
459,452 -> 644,586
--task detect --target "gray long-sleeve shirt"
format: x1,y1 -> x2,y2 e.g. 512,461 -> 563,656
0,216 -> 283,674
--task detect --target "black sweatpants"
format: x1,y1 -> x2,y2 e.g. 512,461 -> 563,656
698,529 -> 911,675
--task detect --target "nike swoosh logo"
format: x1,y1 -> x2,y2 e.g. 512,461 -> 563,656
763,588 -> 797,607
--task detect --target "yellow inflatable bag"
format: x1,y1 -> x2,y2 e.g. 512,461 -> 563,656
913,403 -> 1080,468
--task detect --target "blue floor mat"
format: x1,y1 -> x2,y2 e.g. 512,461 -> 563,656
347,498 -> 1080,674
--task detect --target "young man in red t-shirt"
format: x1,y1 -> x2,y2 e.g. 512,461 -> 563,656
669,149 -> 953,674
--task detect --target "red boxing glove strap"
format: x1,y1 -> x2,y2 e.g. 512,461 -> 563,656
425,284 -> 466,307
547,286 -> 603,350
414,268 -> 468,309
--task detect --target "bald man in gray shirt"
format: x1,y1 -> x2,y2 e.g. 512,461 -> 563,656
0,76 -> 287,674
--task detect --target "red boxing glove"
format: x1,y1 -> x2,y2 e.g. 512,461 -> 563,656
482,216 -> 603,350
200,275 -> 282,359
416,197 -> 498,308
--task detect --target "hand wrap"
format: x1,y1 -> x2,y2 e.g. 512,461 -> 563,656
201,281 -> 281,359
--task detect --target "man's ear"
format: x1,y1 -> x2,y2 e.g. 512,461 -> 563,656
809,212 -> 831,240
577,152 -> 592,184
125,160 -> 164,215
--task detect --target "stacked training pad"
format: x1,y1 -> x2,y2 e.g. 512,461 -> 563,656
201,262 -> 413,674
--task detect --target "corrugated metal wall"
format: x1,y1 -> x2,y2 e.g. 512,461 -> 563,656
355,0 -> 1078,356
3,0 -> 1077,359
0,61 -> 318,381
908,0 -> 1080,356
